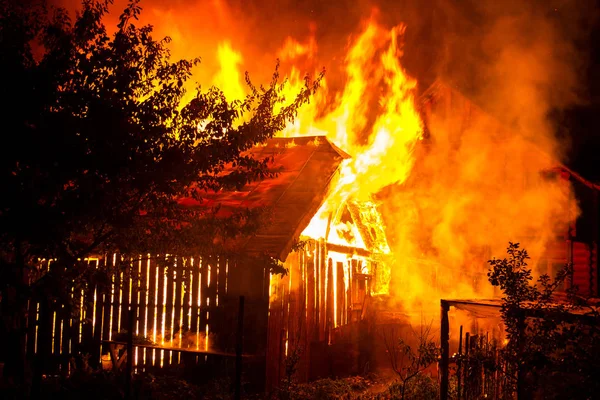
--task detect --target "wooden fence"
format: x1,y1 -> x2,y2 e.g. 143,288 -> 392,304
453,327 -> 514,400
20,254 -> 269,381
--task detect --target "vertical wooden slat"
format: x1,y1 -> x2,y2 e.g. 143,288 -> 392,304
82,264 -> 95,358
53,309 -> 61,359
318,240 -> 325,341
101,289 -> 111,349
199,256 -> 209,352
182,258 -> 191,348
137,257 -> 148,368
119,259 -> 131,336
217,257 -> 227,315
26,299 -> 37,358
146,257 -> 157,337
164,258 -> 174,367
173,259 -> 183,364
190,257 -> 200,347
37,298 -> 53,379
207,255 -> 218,352
211,257 -> 224,349
92,282 -> 104,367
70,287 -> 80,358
326,257 -> 334,343
111,260 -> 121,337
99,255 -> 111,352
157,257 -> 165,345
307,247 -> 316,343
165,259 -> 175,345
130,258 -> 140,369
173,258 -> 183,348
146,257 -> 157,366
144,254 -> 157,366
132,258 -> 140,334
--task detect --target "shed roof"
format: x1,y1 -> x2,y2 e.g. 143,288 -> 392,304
442,297 -> 600,320
179,136 -> 349,261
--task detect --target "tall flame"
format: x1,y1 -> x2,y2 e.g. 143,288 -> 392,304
106,1 -> 579,323
284,20 -> 423,257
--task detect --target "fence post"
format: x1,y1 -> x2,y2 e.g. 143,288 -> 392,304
457,325 -> 463,400
440,300 -> 450,400
125,306 -> 134,399
235,296 -> 245,400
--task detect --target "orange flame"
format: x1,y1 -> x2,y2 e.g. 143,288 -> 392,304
89,1 -> 579,325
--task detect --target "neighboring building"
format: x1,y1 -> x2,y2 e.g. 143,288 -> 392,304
419,79 -> 600,297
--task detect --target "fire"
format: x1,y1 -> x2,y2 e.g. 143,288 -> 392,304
97,1 -> 577,323
164,15 -> 422,296
280,20 -> 422,297
213,42 -> 245,102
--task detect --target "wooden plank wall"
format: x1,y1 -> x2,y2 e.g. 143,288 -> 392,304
572,241 -> 598,297
266,239 -> 364,390
19,254 -> 267,377
266,240 -> 322,389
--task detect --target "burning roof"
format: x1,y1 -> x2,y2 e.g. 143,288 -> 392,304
180,136 -> 349,260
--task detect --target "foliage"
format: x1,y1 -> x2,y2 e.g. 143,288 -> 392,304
279,376 -> 372,400
452,335 -> 503,400
487,242 -> 600,399
272,374 -> 437,400
386,373 -> 438,400
135,374 -> 201,400
274,343 -> 376,400
0,0 -> 320,382
275,345 -> 303,400
381,323 -> 439,400
33,370 -> 201,400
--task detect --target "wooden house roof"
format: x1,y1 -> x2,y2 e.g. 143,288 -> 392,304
179,136 -> 349,261
419,78 -> 600,191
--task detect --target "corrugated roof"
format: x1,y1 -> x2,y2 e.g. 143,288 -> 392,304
180,136 -> 349,261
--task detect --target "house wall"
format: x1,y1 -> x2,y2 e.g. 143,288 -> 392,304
266,239 -> 373,389
422,82 -> 600,297
570,178 -> 600,296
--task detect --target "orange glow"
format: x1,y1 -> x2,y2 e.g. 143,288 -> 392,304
284,19 -> 419,295
212,42 -> 245,102
205,324 -> 209,351
76,0 -> 581,351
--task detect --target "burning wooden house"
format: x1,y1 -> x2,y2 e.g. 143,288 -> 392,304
19,135 -> 392,390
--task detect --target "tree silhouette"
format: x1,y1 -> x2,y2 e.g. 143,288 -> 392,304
0,0 -> 321,385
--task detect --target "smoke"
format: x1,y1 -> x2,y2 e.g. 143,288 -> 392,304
435,0 -> 596,158
380,0 -> 597,321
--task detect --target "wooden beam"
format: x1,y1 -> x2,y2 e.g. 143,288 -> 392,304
325,243 -> 371,258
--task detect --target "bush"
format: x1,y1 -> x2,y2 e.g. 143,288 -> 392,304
387,374 -> 438,400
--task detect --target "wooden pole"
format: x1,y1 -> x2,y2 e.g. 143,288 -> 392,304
457,325 -> 463,400
465,333 -> 470,400
440,300 -> 450,400
235,296 -> 245,400
125,306 -> 134,399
